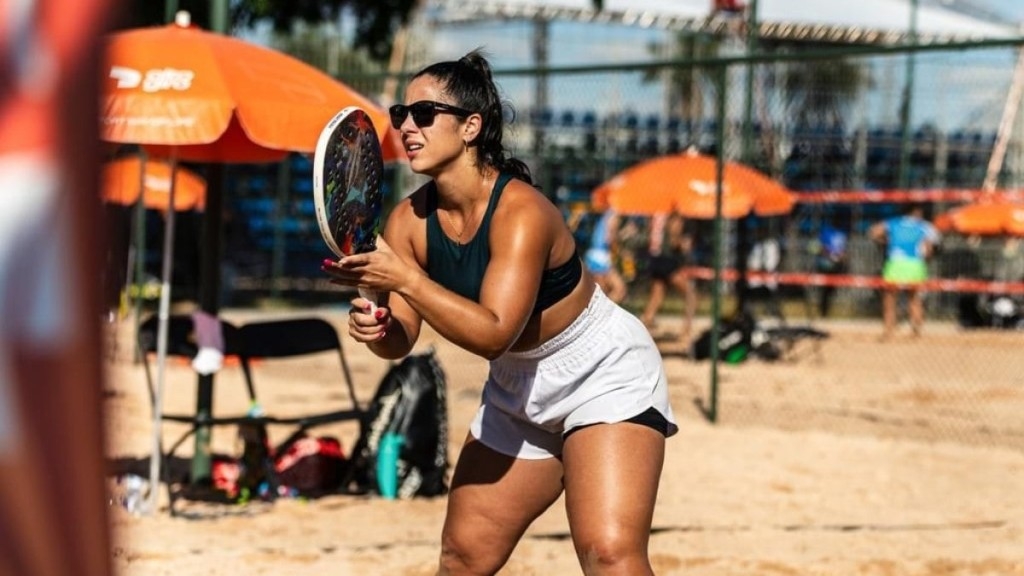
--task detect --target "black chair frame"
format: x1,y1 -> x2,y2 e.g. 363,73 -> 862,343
137,314 -> 365,512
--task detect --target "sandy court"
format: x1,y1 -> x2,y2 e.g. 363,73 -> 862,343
103,308 -> 1024,575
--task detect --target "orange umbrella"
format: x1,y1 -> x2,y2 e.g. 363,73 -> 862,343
100,15 -> 402,162
934,201 -> 1024,236
592,151 -> 796,218
102,156 -> 206,211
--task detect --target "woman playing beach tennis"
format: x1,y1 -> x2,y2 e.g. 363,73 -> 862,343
322,50 -> 677,575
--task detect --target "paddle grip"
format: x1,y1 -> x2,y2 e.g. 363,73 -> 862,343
359,287 -> 379,316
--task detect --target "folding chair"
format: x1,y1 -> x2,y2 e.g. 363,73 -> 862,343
137,314 -> 270,509
138,315 -> 364,508
137,314 -> 251,413
237,317 -> 364,455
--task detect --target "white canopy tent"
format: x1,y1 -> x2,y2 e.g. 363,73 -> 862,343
428,0 -> 1018,45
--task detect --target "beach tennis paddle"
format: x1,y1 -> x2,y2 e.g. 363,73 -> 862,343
313,106 -> 386,311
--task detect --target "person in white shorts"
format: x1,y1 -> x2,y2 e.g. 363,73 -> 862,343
324,50 -> 677,575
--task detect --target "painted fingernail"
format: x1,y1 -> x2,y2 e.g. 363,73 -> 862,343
374,308 -> 386,320
378,330 -> 387,339
322,258 -> 334,266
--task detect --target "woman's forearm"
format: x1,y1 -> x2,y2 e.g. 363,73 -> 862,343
396,273 -> 522,360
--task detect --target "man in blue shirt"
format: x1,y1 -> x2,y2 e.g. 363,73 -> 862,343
869,204 -> 940,338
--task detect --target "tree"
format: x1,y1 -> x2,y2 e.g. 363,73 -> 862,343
644,31 -> 723,124
780,45 -> 868,127
119,0 -> 418,62
777,43 -> 870,189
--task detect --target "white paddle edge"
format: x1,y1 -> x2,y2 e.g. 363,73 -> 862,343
312,105 -> 380,315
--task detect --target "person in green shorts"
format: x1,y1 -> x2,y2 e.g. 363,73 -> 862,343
869,204 -> 940,338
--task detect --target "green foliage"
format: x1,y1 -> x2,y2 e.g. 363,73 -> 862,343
120,0 -> 418,62
780,49 -> 869,124
231,0 -> 418,61
644,32 -> 724,121
230,0 -> 341,32
349,0 -> 419,61
115,0 -> 211,29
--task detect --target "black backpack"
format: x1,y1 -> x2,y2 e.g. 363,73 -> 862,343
343,349 -> 450,498
690,311 -> 782,363
692,311 -> 752,362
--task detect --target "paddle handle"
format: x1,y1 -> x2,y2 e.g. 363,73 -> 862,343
359,287 -> 379,315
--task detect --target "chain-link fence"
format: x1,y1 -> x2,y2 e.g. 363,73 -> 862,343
129,32 -> 1024,450
475,37 -> 1024,449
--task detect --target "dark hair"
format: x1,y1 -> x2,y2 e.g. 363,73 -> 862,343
905,202 -> 927,216
413,49 -> 533,185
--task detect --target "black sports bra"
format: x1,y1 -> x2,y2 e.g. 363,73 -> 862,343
426,173 -> 582,313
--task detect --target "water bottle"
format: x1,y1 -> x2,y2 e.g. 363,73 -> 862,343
376,431 -> 404,500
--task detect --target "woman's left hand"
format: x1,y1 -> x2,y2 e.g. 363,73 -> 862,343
320,237 -> 409,294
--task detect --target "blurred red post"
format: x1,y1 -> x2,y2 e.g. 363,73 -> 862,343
713,0 -> 747,14
0,1 -> 119,574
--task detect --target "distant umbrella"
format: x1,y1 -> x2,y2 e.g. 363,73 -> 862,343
934,201 -> 1024,237
102,156 -> 205,211
592,150 -> 795,218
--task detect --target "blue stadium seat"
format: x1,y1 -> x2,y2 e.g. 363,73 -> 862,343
236,198 -> 275,215
530,107 -> 554,127
290,154 -> 312,172
294,198 -> 316,216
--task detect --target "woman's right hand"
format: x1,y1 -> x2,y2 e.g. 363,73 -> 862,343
348,296 -> 390,343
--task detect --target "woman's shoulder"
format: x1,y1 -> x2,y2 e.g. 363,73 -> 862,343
496,177 -> 560,218
489,179 -> 567,249
397,180 -> 436,220
499,175 -> 548,202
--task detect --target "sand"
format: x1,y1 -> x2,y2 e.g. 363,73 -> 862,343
103,309 -> 1024,575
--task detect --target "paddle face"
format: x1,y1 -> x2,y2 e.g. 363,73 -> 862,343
313,106 -> 385,259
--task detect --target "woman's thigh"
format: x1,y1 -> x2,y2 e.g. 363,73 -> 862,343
441,434 -> 565,569
561,422 -> 665,551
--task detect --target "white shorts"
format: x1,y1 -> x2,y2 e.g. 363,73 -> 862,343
469,287 -> 678,459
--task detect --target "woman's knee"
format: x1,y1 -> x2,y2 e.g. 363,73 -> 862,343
572,526 -> 650,575
438,528 -> 510,576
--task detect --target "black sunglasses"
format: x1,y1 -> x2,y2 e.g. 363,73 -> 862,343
389,100 -> 474,129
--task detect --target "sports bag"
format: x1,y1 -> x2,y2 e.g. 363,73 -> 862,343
344,349 -> 450,498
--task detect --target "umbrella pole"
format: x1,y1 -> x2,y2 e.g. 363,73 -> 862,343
707,66 -> 729,424
191,164 -> 225,486
270,156 -> 290,300
132,151 -> 148,363
736,214 -> 751,314
146,152 -> 178,515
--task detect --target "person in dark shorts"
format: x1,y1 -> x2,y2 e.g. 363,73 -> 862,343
812,215 -> 849,318
640,211 -> 697,341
